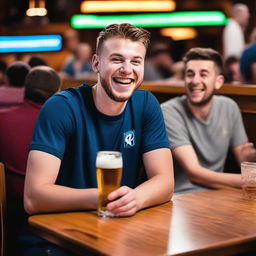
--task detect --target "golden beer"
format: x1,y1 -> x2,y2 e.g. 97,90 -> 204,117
96,151 -> 123,217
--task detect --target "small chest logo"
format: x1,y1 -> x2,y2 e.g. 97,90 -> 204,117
124,130 -> 135,148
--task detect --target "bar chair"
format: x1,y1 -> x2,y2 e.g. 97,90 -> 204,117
0,162 -> 6,256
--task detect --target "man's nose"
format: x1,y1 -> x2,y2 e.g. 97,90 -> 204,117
191,74 -> 201,83
120,62 -> 132,74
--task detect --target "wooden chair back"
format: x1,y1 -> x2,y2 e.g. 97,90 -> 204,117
0,163 -> 6,256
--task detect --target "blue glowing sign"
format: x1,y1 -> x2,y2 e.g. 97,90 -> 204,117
0,35 -> 62,53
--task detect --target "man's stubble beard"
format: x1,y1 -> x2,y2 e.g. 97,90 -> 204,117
100,76 -> 142,102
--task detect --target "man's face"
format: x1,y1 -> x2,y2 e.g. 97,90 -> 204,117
92,37 -> 146,102
184,60 -> 223,106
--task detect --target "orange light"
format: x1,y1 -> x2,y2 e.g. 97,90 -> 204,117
80,1 -> 176,13
26,0 -> 47,17
160,28 -> 197,40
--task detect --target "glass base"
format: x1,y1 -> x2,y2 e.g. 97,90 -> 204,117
97,209 -> 115,218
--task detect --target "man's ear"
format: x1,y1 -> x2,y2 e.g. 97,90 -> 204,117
215,74 -> 224,90
92,54 -> 99,73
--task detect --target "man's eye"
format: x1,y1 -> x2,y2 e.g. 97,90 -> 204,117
132,60 -> 142,65
111,58 -> 122,62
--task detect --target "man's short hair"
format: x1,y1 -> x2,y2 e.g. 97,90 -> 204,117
96,23 -> 150,54
183,47 -> 223,74
28,55 -> 48,67
24,66 -> 61,103
6,61 -> 30,87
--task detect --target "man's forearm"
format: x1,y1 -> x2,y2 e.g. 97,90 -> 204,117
24,185 -> 98,214
134,174 -> 173,211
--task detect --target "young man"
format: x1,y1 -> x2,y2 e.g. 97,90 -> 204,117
161,47 -> 256,194
23,24 -> 173,255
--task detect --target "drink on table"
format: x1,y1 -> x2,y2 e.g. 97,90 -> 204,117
241,161 -> 256,199
96,151 -> 123,217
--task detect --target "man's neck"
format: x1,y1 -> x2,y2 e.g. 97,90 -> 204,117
92,83 -> 127,116
187,100 -> 213,121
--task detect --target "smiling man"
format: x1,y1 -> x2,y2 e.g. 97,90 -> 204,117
161,47 -> 256,194
22,23 -> 174,255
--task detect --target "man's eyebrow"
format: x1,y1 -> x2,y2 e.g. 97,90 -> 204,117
200,69 -> 210,73
186,68 -> 209,73
109,53 -> 123,58
109,53 -> 143,59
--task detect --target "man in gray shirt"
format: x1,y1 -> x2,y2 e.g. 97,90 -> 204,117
161,47 -> 256,193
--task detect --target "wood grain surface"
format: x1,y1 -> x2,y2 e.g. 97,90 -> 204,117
29,188 -> 256,256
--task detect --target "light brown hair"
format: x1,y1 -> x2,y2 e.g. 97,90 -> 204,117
96,23 -> 150,54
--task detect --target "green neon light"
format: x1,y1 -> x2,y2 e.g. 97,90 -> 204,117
71,11 -> 228,29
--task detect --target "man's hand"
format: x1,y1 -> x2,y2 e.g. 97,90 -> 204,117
107,186 -> 139,217
240,142 -> 256,162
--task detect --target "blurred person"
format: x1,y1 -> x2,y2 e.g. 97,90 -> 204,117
0,66 -> 61,256
60,42 -> 95,80
240,28 -> 256,84
161,47 -> 256,194
0,60 -> 7,86
22,23 -> 174,255
223,3 -> 250,59
224,56 -> 243,84
163,61 -> 185,86
63,28 -> 80,54
144,43 -> 174,81
28,55 -> 48,67
0,61 -> 30,106
61,28 -> 81,67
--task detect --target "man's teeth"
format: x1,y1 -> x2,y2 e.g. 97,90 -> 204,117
114,78 -> 132,84
191,88 -> 204,92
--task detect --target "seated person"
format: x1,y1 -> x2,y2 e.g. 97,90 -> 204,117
0,66 -> 61,255
223,56 -> 242,84
240,28 -> 256,84
0,61 -> 30,107
60,42 -> 95,80
161,47 -> 256,194
144,43 -> 174,81
22,23 -> 174,255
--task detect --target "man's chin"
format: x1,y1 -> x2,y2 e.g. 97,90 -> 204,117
111,92 -> 132,102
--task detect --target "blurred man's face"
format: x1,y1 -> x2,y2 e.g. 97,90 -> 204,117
184,60 -> 223,106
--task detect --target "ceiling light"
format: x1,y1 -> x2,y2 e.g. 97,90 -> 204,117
80,1 -> 176,13
26,0 -> 47,17
160,28 -> 197,40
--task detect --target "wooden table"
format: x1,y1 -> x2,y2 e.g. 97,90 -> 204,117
28,188 -> 256,256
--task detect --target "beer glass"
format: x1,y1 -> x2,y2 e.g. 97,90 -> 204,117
241,161 -> 256,199
96,151 -> 123,217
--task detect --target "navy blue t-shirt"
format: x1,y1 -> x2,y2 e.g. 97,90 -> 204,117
30,84 -> 170,189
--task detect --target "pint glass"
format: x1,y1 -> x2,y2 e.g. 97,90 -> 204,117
96,151 -> 123,217
241,161 -> 256,199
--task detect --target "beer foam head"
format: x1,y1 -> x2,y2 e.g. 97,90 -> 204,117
96,152 -> 123,169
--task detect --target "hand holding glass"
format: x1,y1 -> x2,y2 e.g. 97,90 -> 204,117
96,151 -> 123,217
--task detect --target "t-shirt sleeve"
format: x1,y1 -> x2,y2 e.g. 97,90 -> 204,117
141,92 -> 170,153
30,94 -> 74,159
161,99 -> 191,149
229,100 -> 248,147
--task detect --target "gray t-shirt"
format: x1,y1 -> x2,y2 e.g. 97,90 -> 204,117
161,95 -> 248,193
